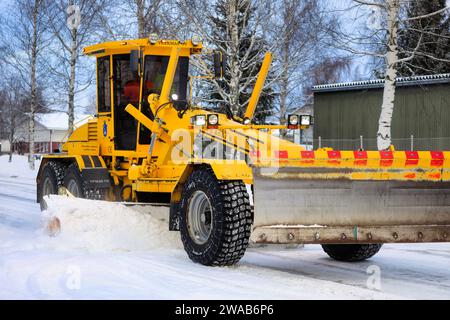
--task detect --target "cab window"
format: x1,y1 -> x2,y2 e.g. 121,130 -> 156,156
142,56 -> 189,100
139,56 -> 189,145
97,56 -> 111,113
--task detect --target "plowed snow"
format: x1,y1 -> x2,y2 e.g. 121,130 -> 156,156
43,196 -> 182,252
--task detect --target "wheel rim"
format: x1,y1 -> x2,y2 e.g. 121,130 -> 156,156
187,191 -> 213,245
42,177 -> 54,196
67,179 -> 80,197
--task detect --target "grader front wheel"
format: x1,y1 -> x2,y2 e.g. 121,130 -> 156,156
179,168 -> 253,266
322,244 -> 383,262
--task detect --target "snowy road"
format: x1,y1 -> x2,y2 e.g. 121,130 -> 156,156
0,155 -> 449,300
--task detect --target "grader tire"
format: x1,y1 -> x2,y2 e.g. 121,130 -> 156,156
322,244 -> 383,262
38,161 -> 67,211
64,163 -> 86,198
179,168 -> 253,266
63,163 -> 105,200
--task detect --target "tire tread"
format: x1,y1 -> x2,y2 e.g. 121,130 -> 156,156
180,168 -> 253,266
322,244 -> 383,262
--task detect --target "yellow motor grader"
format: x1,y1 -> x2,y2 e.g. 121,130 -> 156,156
37,36 -> 450,266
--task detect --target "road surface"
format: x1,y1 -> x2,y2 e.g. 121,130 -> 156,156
1,155 -> 449,300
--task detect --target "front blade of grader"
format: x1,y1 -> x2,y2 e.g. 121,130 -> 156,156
251,150 -> 450,245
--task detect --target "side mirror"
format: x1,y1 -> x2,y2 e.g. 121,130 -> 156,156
130,50 -> 140,75
213,51 -> 227,79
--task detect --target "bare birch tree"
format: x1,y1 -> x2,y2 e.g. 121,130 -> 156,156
98,0 -> 165,39
132,0 -> 163,38
4,0 -> 50,169
44,0 -> 108,133
270,0 -> 349,130
0,78 -> 29,162
329,0 -> 450,150
178,0 -> 276,120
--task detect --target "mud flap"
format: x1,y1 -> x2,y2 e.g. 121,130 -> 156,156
81,168 -> 111,189
169,202 -> 180,231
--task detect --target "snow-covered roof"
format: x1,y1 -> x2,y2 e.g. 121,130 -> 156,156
313,74 -> 450,93
36,112 -> 92,131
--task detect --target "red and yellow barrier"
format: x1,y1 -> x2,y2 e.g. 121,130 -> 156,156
250,149 -> 450,182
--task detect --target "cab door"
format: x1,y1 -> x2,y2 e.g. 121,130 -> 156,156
112,54 -> 139,151
97,55 -> 114,155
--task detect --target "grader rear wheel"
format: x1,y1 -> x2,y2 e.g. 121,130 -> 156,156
38,161 -> 67,211
63,163 -> 106,200
179,168 -> 253,266
64,163 -> 85,198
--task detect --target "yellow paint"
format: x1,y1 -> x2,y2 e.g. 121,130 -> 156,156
160,47 -> 180,105
245,53 -> 272,121
39,38 -> 450,206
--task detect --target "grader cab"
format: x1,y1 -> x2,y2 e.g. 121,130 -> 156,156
37,37 -> 450,266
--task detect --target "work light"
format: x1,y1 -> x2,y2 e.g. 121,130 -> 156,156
171,93 -> 179,101
300,115 -> 312,126
191,115 -> 206,127
243,117 -> 251,125
192,35 -> 202,46
288,115 -> 299,126
208,114 -> 219,126
149,33 -> 159,44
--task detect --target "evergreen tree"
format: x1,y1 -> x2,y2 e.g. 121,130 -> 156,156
209,0 -> 275,124
398,0 -> 450,76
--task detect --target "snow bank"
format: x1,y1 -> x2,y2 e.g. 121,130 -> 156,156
42,195 -> 182,252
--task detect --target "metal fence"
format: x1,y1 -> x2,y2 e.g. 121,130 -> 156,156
312,137 -> 450,151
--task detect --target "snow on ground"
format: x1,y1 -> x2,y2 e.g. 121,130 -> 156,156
1,155 -> 450,300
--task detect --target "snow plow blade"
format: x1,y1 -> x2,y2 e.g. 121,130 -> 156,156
251,163 -> 450,245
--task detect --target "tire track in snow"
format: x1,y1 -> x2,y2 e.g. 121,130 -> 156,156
101,252 -> 395,300
0,192 -> 35,203
242,247 -> 450,299
0,178 -> 35,187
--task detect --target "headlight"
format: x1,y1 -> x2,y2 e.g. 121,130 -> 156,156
191,115 -> 206,126
192,35 -> 202,46
149,33 -> 159,44
208,114 -> 219,126
300,115 -> 311,126
288,115 -> 299,126
243,117 -> 251,125
171,93 -> 179,101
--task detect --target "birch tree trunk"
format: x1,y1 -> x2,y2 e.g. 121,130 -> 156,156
136,0 -> 146,38
279,43 -> 289,137
8,126 -> 14,163
29,0 -> 40,170
227,0 -> 241,116
377,0 -> 400,151
68,27 -> 78,134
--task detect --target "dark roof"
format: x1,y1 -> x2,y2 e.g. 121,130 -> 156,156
313,74 -> 450,93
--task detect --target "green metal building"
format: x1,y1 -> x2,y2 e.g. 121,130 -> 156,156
312,74 -> 450,151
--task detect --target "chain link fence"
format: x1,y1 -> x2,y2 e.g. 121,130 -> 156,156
312,137 -> 450,151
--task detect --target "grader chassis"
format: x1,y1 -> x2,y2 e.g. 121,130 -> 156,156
37,37 -> 450,266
